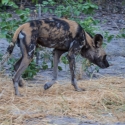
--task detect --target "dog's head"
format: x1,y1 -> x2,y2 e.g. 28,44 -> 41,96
81,33 -> 109,68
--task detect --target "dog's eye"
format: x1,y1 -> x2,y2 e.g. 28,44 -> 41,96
102,55 -> 106,61
103,55 -> 106,60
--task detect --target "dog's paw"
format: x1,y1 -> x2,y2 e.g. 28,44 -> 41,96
44,83 -> 52,90
18,79 -> 25,87
75,88 -> 85,92
15,93 -> 23,97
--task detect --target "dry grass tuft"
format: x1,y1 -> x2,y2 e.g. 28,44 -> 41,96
0,75 -> 125,124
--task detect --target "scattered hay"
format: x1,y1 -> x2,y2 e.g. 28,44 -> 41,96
0,75 -> 125,124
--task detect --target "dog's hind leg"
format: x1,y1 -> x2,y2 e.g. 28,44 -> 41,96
14,57 -> 24,87
13,56 -> 32,96
13,32 -> 35,96
44,49 -> 66,90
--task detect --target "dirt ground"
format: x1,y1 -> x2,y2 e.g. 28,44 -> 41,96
0,75 -> 125,125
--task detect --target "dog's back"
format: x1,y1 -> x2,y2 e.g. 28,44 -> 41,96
26,18 -> 83,50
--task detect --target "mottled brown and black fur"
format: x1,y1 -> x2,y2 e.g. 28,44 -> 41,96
4,17 -> 109,96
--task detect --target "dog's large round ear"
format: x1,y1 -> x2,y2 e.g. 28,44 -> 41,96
93,34 -> 103,48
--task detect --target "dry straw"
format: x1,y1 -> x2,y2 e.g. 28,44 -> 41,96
0,74 -> 125,125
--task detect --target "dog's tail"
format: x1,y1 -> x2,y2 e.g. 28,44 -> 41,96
0,24 -> 24,69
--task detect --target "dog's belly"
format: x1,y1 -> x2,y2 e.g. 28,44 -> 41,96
37,36 -> 72,50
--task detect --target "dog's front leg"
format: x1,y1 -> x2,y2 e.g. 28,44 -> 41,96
44,49 -> 66,90
67,53 -> 84,91
67,40 -> 85,91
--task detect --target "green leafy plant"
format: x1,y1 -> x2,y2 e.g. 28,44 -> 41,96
39,0 -> 98,18
103,31 -> 114,47
0,8 -> 30,42
7,57 -> 17,72
61,56 -> 69,65
78,17 -> 99,36
42,61 -> 48,70
54,5 -> 71,17
0,12 -> 17,41
6,57 -> 40,79
58,66 -> 62,71
0,0 -> 18,9
22,60 -> 40,79
32,0 -> 38,4
36,0 -> 56,14
0,54 -> 2,61
79,2 -> 98,14
116,29 -> 125,39
43,0 -> 56,6
40,48 -> 53,69
60,55 -> 69,70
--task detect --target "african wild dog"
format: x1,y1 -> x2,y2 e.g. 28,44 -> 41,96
1,17 -> 109,96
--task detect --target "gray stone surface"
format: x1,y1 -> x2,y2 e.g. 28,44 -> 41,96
24,116 -> 125,125
0,38 -> 21,58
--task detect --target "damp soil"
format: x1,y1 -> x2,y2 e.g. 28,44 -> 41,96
0,1 -> 125,125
